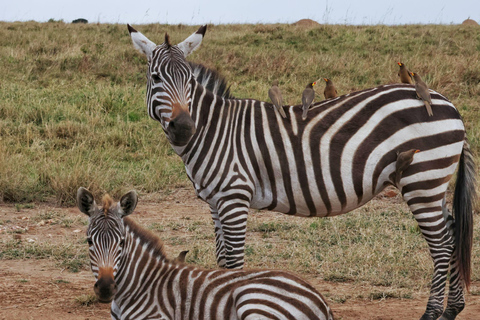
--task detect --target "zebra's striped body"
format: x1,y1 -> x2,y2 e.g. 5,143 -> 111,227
128,25 -> 476,320
77,188 -> 334,320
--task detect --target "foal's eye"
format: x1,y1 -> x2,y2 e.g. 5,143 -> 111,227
119,239 -> 125,247
87,238 -> 93,246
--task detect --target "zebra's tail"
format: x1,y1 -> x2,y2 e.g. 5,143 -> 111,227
453,138 -> 477,290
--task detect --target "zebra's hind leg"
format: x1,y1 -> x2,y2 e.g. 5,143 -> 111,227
405,196 -> 454,320
439,202 -> 465,320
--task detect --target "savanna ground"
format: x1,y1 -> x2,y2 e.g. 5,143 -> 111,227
1,21 -> 480,319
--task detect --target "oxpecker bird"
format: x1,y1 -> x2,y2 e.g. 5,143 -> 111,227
395,149 -> 420,185
301,81 -> 316,120
397,62 -> 413,84
323,78 -> 338,99
268,80 -> 287,118
411,72 -> 433,116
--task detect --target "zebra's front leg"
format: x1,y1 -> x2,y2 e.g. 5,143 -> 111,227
213,200 -> 249,269
211,207 -> 227,268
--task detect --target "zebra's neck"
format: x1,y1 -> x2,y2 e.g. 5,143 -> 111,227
114,218 -> 172,295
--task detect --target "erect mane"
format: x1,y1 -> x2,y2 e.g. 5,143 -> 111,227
123,216 -> 167,259
102,194 -> 113,216
189,62 -> 234,99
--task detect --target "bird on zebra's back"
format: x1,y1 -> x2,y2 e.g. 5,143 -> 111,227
268,80 -> 287,118
323,78 -> 338,99
174,250 -> 189,263
395,149 -> 420,186
302,81 -> 316,120
411,72 -> 433,116
77,188 -> 335,320
397,62 -> 413,84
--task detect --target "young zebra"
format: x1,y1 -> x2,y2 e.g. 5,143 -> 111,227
127,25 -> 476,320
77,187 -> 334,320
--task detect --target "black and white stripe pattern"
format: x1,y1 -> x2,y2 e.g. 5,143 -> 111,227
128,26 -> 476,320
77,188 -> 334,320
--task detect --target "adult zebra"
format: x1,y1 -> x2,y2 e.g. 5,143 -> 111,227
127,25 -> 476,320
77,187 -> 334,320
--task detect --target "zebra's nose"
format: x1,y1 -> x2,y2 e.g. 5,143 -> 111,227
94,277 -> 117,303
168,110 -> 196,146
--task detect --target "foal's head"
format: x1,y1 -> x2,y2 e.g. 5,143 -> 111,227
77,187 -> 138,303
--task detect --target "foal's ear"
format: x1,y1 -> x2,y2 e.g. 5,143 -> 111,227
77,187 -> 96,216
118,190 -> 138,217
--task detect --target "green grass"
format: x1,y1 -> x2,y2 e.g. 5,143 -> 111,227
0,21 -> 479,204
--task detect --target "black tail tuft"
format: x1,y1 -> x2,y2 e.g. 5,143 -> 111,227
452,138 -> 477,290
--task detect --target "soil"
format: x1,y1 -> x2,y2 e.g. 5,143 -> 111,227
1,188 -> 479,320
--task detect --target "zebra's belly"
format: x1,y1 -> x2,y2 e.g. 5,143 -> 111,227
250,183 -> 380,217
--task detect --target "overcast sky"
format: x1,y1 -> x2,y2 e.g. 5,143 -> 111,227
1,0 -> 478,25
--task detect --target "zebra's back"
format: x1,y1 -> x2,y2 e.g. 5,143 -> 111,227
187,84 -> 464,217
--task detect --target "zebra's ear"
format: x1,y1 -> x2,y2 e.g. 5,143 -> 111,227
177,25 -> 207,57
118,190 -> 138,217
77,187 -> 97,217
128,24 -> 157,61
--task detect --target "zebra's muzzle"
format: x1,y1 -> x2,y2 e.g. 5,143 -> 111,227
167,109 -> 196,146
94,268 -> 117,303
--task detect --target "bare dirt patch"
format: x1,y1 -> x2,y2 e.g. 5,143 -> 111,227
1,188 -> 479,319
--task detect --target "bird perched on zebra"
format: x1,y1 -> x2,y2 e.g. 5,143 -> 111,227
302,81 -> 316,120
268,80 -> 287,118
395,149 -> 420,186
323,78 -> 338,99
77,188 -> 334,320
411,72 -> 433,116
397,62 -> 413,84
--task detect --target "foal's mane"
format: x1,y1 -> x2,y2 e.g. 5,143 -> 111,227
189,62 -> 234,99
123,217 -> 167,259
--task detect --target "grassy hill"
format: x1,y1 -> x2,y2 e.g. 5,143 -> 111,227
0,21 -> 479,204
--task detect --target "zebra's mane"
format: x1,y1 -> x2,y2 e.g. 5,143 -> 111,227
123,216 -> 167,259
189,62 -> 234,99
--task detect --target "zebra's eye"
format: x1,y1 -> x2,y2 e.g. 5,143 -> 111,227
119,239 -> 125,247
151,73 -> 161,82
87,238 -> 93,246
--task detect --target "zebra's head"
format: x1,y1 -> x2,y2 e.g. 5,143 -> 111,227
128,24 -> 206,147
77,187 -> 138,303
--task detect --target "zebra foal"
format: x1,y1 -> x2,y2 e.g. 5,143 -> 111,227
127,25 -> 476,320
77,187 -> 334,320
